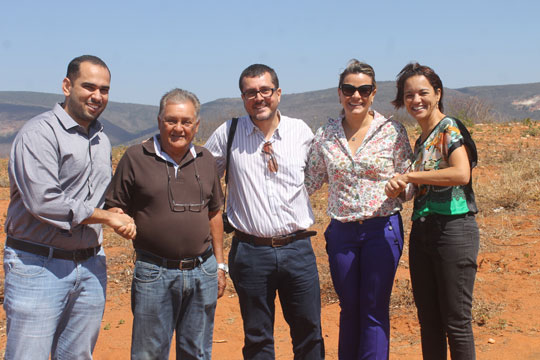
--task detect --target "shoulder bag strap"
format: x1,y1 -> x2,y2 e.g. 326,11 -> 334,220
223,118 -> 239,210
225,117 -> 239,184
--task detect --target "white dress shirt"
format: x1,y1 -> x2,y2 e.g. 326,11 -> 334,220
205,113 -> 315,237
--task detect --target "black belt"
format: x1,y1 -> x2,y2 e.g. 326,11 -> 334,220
136,247 -> 213,270
417,212 -> 475,222
6,237 -> 100,262
234,230 -> 317,247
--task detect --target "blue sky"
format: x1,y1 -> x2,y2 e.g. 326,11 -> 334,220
1,0 -> 539,105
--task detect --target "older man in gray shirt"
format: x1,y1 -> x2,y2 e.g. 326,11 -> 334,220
3,55 -> 135,360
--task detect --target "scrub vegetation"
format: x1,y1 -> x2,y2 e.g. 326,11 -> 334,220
0,121 -> 539,358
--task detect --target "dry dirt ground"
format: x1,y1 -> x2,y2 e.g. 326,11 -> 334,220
0,122 -> 539,359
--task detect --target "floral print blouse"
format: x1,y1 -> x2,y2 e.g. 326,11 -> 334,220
305,111 -> 413,222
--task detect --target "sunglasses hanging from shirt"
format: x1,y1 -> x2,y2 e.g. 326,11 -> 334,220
166,147 -> 205,212
262,141 -> 278,173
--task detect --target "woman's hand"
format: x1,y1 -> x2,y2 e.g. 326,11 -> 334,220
385,174 -> 408,198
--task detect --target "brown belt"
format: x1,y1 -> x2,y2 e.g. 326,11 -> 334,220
234,229 -> 317,247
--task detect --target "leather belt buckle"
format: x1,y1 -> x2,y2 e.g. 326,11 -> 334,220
178,258 -> 197,270
271,234 -> 294,247
72,250 -> 87,262
271,237 -> 285,247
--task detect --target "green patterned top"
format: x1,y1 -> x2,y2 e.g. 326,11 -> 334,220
411,117 -> 478,220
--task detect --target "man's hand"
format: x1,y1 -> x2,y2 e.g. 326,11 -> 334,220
107,207 -> 125,214
209,209 -> 226,298
107,211 -> 136,240
82,208 -> 136,240
217,270 -> 227,298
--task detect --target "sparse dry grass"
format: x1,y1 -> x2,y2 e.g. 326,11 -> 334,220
472,297 -> 506,327
111,146 -> 128,172
0,159 -> 8,188
476,143 -> 540,212
1,121 -> 539,345
390,278 -> 415,315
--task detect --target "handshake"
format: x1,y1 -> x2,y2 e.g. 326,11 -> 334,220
85,207 -> 137,240
106,207 -> 137,240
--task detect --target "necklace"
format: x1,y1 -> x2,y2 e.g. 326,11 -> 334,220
343,113 -> 373,143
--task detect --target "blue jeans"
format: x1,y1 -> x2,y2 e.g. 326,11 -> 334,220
3,245 -> 107,360
409,213 -> 479,360
130,251 -> 218,360
324,214 -> 404,360
228,237 -> 324,360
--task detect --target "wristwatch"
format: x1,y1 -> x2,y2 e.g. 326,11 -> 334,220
217,263 -> 229,274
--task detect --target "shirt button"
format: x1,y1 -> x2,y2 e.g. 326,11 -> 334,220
388,225 -> 393,231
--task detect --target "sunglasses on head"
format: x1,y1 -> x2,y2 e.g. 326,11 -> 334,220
340,84 -> 374,97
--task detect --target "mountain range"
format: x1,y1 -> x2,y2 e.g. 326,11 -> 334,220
1,81 -> 539,156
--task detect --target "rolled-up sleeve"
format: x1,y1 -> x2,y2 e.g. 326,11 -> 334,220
304,128 -> 328,195
392,122 -> 415,201
11,128 -> 94,230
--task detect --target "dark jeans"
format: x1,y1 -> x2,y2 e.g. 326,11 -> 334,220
324,214 -> 404,360
229,237 -> 324,360
409,213 -> 479,360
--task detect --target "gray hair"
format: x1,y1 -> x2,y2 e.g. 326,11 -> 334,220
158,88 -> 201,119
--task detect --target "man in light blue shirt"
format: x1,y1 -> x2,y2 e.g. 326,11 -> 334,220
3,55 -> 135,360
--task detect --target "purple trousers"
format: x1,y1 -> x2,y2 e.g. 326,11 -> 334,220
324,213 -> 403,360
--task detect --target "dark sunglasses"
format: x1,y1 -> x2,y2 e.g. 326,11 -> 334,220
340,84 -> 374,97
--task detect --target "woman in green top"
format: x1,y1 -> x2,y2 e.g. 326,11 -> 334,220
386,63 -> 479,360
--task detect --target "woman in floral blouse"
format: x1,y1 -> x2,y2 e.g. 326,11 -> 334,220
305,59 -> 413,359
386,63 -> 479,360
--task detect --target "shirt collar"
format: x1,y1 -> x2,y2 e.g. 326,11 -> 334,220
242,110 -> 283,141
152,134 -> 197,169
334,110 -> 388,133
53,103 -> 103,137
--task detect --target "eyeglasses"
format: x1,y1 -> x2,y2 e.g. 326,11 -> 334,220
166,161 -> 205,212
242,87 -> 276,100
262,141 -> 278,173
340,84 -> 374,97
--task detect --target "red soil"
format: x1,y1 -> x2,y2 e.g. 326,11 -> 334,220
1,123 -> 540,359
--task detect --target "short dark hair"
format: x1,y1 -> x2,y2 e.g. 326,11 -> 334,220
392,62 -> 444,112
66,55 -> 110,82
338,59 -> 376,88
238,64 -> 279,92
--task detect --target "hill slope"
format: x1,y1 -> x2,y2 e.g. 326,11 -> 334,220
1,81 -> 539,155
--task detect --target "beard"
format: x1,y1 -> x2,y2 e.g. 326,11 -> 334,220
64,98 -> 104,126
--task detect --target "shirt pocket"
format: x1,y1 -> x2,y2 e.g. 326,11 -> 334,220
281,156 -> 307,187
133,260 -> 163,283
